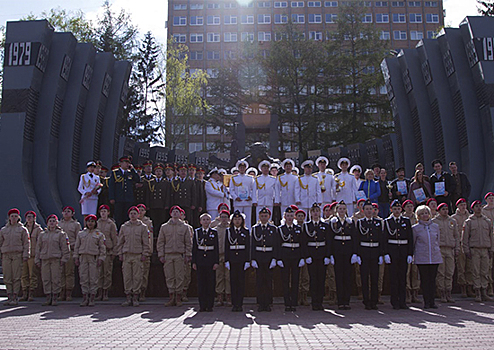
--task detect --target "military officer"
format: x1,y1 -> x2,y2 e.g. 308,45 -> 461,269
135,160 -> 155,206
254,160 -> 277,223
147,163 -> 170,238
453,198 -> 474,298
171,164 -> 197,224
193,165 -> 207,227
78,161 -> 102,217
296,160 -> 322,215
96,205 -> 118,301
230,160 -> 255,229
384,200 -> 413,309
433,203 -> 460,303
357,200 -> 385,310
109,156 -> 141,227
315,156 -> 336,208
205,168 -> 229,219
275,159 -> 300,214
335,158 -> 358,216
251,207 -> 278,311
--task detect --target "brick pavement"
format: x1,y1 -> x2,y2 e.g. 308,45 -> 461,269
1,296 -> 494,349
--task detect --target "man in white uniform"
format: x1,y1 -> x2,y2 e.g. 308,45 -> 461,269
335,158 -> 357,216
253,160 -> 277,222
78,161 -> 102,217
296,160 -> 322,215
230,160 -> 255,229
275,159 -> 300,214
314,156 -> 336,210
205,167 -> 228,219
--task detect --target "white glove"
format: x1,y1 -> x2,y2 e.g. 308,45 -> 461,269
357,256 -> 362,265
351,254 -> 358,264
277,260 -> 284,268
330,256 -> 335,265
244,262 -> 251,270
407,255 -> 413,264
306,257 -> 313,265
251,260 -> 258,269
384,254 -> 391,264
324,257 -> 330,265
298,258 -> 305,268
378,256 -> 384,265
269,258 -> 276,269
225,261 -> 230,270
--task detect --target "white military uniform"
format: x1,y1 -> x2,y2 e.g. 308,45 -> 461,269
253,174 -> 277,222
205,179 -> 228,219
297,174 -> 322,214
230,173 -> 255,229
314,171 -> 336,207
78,172 -> 101,215
275,172 -> 300,214
335,171 -> 357,216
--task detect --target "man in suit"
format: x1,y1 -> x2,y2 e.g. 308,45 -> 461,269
430,159 -> 456,213
449,162 -> 471,211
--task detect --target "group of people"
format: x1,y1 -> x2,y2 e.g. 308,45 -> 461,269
1,155 -> 492,313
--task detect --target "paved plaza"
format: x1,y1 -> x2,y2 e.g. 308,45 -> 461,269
0,296 -> 494,350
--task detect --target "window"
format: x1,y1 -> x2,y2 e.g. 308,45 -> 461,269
362,1 -> 372,6
261,49 -> 270,57
425,1 -> 438,7
258,14 -> 271,24
225,15 -> 237,24
427,30 -> 436,39
190,33 -> 203,42
380,31 -> 390,40
258,31 -> 271,41
190,16 -> 203,25
274,1 -> 288,7
190,3 -> 204,9
173,16 -> 187,26
393,13 -> 406,23
190,51 -> 203,60
393,30 -> 407,40
206,69 -> 218,78
408,1 -> 421,6
308,1 -> 322,7
224,32 -> 238,42
207,3 -> 220,8
258,1 -> 271,7
241,15 -> 254,24
375,1 -> 388,6
224,50 -> 237,60
207,32 -> 220,42
376,13 -> 389,23
174,4 -> 187,10
426,13 -> 439,23
206,51 -> 220,60
362,13 -> 372,23
309,31 -> 323,40
275,14 -> 288,23
224,2 -> 237,8
324,1 -> 338,6
410,31 -> 423,40
309,14 -> 322,23
207,126 -> 220,135
173,34 -> 186,43
207,16 -> 220,25
241,32 -> 255,41
292,14 -> 305,23
189,125 -> 203,135
325,14 -> 338,23
291,1 -> 304,6
410,13 -> 422,23
391,1 -> 405,6
189,142 -> 203,153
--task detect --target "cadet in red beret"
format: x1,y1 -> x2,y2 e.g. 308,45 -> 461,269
20,210 -> 42,302
96,204 -> 118,301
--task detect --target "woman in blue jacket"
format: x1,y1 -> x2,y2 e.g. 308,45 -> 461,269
359,169 -> 381,203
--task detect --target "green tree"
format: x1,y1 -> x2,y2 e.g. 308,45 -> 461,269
478,0 -> 494,15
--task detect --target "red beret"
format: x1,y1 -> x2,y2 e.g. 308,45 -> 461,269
295,209 -> 306,216
8,208 -> 20,216
402,200 -> 414,209
372,203 -> 379,209
63,206 -> 75,213
329,202 -> 338,210
47,214 -> 58,221
99,205 -> 110,211
127,206 -> 139,215
456,198 -> 467,206
170,205 -> 182,214
259,207 -> 271,216
357,198 -> 366,205
24,210 -> 36,218
85,214 -> 98,221
218,203 -> 230,211
485,192 -> 494,200
426,198 -> 437,206
323,203 -> 332,211
290,204 -> 299,211
220,210 -> 230,216
136,204 -> 147,210
471,200 -> 482,210
437,203 -> 448,211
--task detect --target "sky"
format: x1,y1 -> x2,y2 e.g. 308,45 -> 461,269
0,0 -> 484,46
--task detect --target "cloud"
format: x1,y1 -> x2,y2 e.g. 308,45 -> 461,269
443,0 -> 479,27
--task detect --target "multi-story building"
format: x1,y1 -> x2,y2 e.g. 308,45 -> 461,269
167,0 -> 445,154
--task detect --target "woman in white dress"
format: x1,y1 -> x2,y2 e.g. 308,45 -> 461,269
78,161 -> 102,217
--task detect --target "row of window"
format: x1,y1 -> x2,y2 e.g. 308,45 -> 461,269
174,1 -> 438,10
174,12 -> 439,26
